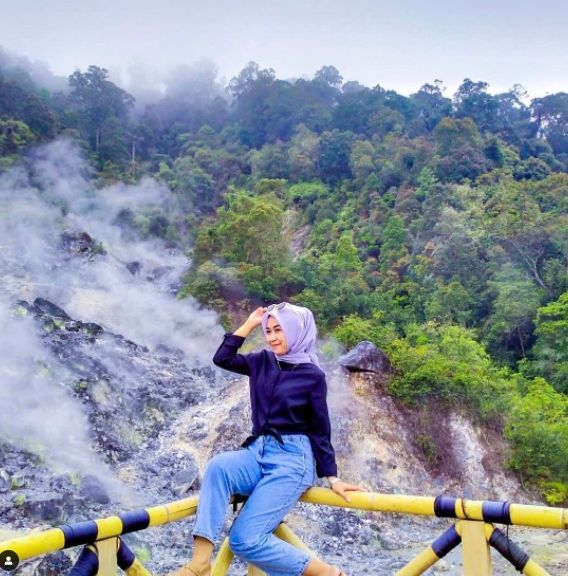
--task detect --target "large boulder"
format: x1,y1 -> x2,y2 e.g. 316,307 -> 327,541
338,341 -> 392,375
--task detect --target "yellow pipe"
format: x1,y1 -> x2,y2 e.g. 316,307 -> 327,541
95,517 -> 123,540
461,521 -> 492,575
523,558 -> 551,576
456,499 -> 484,520
147,496 -> 199,526
211,537 -> 233,576
125,558 -> 153,576
0,528 -> 65,561
300,487 -> 436,516
510,505 -> 568,529
273,523 -> 315,555
395,547 -> 439,576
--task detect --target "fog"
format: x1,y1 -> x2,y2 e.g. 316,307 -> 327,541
1,0 -> 567,97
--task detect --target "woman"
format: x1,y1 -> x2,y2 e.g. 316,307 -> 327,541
174,303 -> 362,576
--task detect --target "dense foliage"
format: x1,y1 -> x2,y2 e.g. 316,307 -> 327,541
1,55 -> 567,500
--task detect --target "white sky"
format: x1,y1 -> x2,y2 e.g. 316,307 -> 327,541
1,0 -> 567,98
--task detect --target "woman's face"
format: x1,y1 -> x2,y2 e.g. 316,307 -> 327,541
265,315 -> 288,355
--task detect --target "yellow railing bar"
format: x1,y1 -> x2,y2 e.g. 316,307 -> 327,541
2,489 -> 567,566
300,488 -> 568,529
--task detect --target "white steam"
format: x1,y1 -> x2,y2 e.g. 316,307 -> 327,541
0,138 -> 223,481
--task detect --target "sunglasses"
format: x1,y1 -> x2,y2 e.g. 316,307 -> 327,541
266,303 -> 287,312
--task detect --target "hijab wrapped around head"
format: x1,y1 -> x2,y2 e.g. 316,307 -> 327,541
261,303 -> 320,366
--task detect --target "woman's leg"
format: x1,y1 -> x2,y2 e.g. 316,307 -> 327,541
228,436 -> 315,576
192,447 -> 262,543
173,446 -> 262,576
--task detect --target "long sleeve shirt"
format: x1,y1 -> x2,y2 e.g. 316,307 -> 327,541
213,333 -> 338,478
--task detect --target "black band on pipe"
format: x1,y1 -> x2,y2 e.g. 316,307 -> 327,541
434,496 -> 457,518
117,538 -> 136,570
69,546 -> 99,576
489,527 -> 530,571
431,524 -> 462,558
61,521 -> 99,547
119,509 -> 151,534
482,501 -> 511,525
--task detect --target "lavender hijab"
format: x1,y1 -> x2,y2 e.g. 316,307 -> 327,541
261,303 -> 320,366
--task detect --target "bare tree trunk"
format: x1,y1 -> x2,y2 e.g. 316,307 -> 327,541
517,325 -> 526,358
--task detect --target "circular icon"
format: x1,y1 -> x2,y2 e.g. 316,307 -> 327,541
0,550 -> 19,571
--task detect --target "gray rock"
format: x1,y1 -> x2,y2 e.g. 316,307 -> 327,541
80,474 -> 110,504
35,550 -> 73,575
172,461 -> 200,496
60,230 -> 101,256
33,298 -> 72,320
22,492 -> 68,522
338,341 -> 392,374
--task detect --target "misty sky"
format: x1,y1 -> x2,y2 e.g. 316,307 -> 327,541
2,0 -> 567,97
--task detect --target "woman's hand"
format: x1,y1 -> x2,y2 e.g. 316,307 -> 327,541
246,306 -> 267,328
234,307 -> 267,338
329,479 -> 365,502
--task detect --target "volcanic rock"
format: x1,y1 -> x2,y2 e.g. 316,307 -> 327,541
338,341 -> 392,375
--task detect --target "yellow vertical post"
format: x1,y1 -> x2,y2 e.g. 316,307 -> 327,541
96,537 -> 118,576
462,521 -> 492,576
211,537 -> 234,576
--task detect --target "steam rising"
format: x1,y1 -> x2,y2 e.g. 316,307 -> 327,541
0,299 -> 118,487
0,138 -> 223,480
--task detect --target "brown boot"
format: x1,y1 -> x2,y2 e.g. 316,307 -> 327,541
303,558 -> 345,575
170,536 -> 213,576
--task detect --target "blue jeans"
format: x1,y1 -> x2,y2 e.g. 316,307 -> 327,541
192,434 -> 315,576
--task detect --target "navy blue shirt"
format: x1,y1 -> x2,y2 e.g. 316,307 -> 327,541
213,333 -> 338,478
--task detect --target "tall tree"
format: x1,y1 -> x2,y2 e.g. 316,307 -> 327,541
68,66 -> 134,161
453,78 -> 499,133
531,93 -> 568,155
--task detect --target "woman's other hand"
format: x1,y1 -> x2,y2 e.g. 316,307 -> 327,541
330,479 -> 365,502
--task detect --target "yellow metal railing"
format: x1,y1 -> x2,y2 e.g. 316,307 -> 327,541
1,488 -> 566,575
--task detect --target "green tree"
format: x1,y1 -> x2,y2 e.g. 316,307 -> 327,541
0,119 -> 35,155
409,81 -> 452,132
453,78 -> 499,133
388,323 -> 513,417
287,124 -> 320,181
379,215 -> 408,278
531,93 -> 568,155
529,293 -> 568,393
485,265 -> 544,361
68,66 -> 134,161
505,378 -> 568,488
425,279 -> 474,326
174,157 -> 215,211
317,129 -> 355,184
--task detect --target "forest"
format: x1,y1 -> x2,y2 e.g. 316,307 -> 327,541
1,52 -> 567,503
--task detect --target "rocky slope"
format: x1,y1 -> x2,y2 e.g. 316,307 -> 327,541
3,298 -> 567,575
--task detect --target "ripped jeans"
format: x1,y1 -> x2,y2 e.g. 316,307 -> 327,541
192,434 -> 315,576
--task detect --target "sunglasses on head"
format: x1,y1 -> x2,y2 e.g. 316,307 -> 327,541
267,303 -> 287,312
